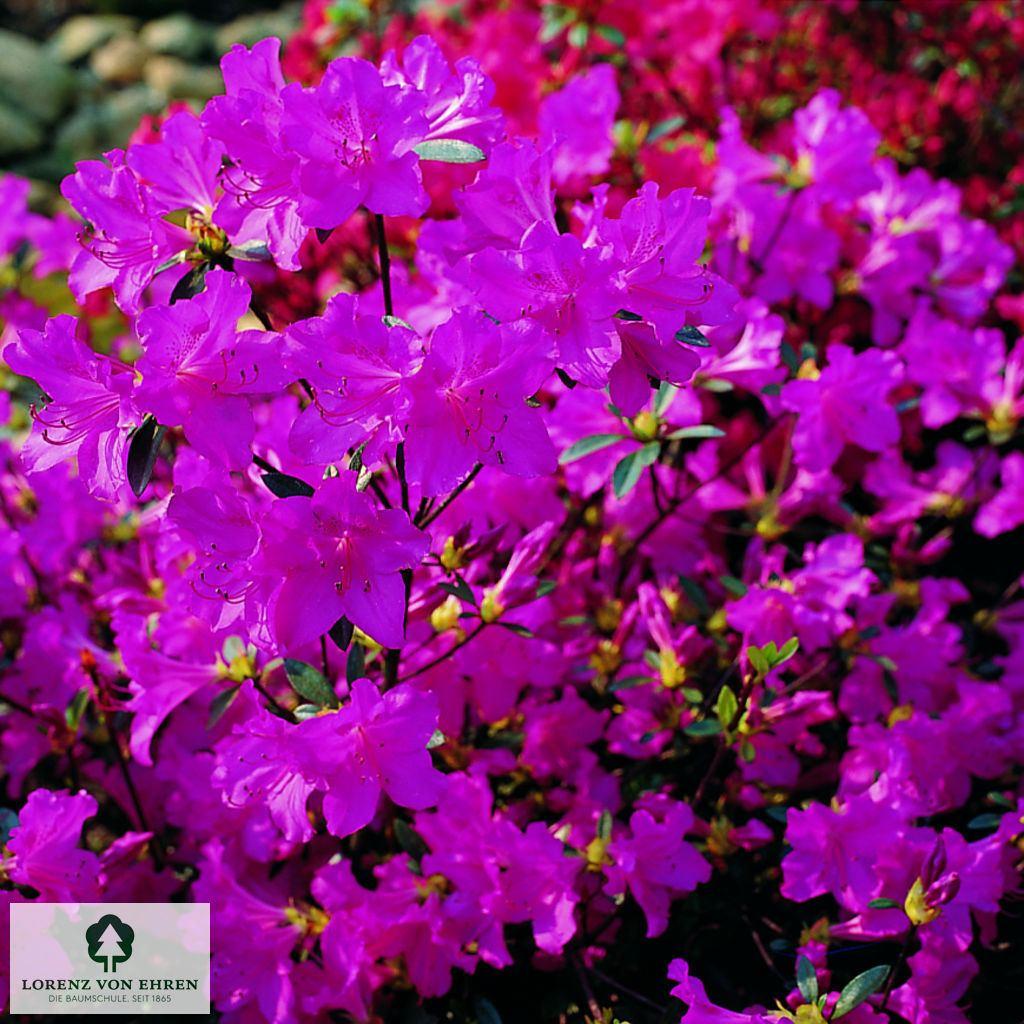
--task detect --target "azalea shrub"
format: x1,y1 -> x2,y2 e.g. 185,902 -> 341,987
1,1 -> 1024,1022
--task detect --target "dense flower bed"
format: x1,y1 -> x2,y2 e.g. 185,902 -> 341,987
1,1 -> 1023,1021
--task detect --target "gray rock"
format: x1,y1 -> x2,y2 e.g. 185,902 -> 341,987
0,98 -> 43,157
54,86 -> 162,166
0,29 -> 77,124
90,34 -> 149,85
47,15 -> 139,64
214,4 -> 302,53
144,56 -> 224,103
140,13 -> 213,62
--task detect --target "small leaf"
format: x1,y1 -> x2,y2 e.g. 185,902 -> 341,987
665,424 -> 726,441
567,21 -> 589,47
439,574 -> 477,606
127,414 -> 167,497
594,23 -> 625,46
348,442 -> 367,476
780,341 -> 799,371
475,997 -> 503,1024
413,139 -> 486,163
560,432 -> 625,465
608,675 -> 651,692
293,703 -> 322,720
654,381 -> 678,415
227,240 -> 272,262
832,966 -> 889,1018
0,808 -> 20,846
355,464 -> 372,492
867,898 -> 902,909
674,325 -> 712,347
746,645 -> 770,678
697,377 -> 734,393
775,637 -> 800,665
207,686 -> 240,728
760,382 -> 782,396
394,818 -> 429,860
536,579 -> 557,598
383,314 -> 414,330
643,649 -> 662,671
715,685 -> 739,729
612,443 -> 660,499
261,472 -> 315,498
283,659 -> 339,709
679,576 -> 710,615
966,813 -> 1002,831
555,368 -> 578,389
154,250 -> 188,275
739,738 -> 756,762
720,574 -> 748,596
426,728 -> 446,749
615,309 -> 644,321
497,621 -> 533,638
327,616 -> 354,651
346,643 -> 365,684
796,955 -> 819,1005
646,115 -> 686,143
597,808 -> 613,840
987,791 -> 1016,809
169,263 -> 208,304
684,719 -> 721,737
65,687 -> 91,731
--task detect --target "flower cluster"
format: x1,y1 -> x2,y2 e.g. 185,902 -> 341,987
0,2 -> 1023,1023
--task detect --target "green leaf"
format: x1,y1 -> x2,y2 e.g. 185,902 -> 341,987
796,955 -> 818,1005
832,965 -> 889,1019
967,813 -> 1002,831
169,263 -> 208,304
987,791 -> 1016,809
0,808 -> 19,846
608,674 -> 651,692
684,719 -> 721,737
346,643 -> 365,684
615,308 -> 644,321
327,616 -> 354,651
867,898 -> 902,909
697,377 -> 734,392
293,703 -> 322,720
348,442 -> 367,477
612,443 -> 661,499
643,649 -> 662,671
594,23 -> 625,45
227,240 -> 271,262
475,997 -> 503,1024
261,471 -> 315,498
654,381 -> 678,415
775,637 -> 799,665
497,621 -> 533,638
559,433 -> 624,465
382,314 -> 414,330
207,686 -> 240,729
283,659 -> 339,709
720,575 -> 748,597
439,574 -> 477,606
674,325 -> 712,347
646,115 -> 686,143
413,139 -> 485,163
739,738 -> 756,762
760,382 -> 782,396
154,249 -> 188,275
127,414 -> 167,497
746,645 -> 770,678
555,368 -> 578,389
597,808 -> 613,840
780,342 -> 799,371
426,728 -> 446,749
536,579 -> 557,598
962,422 -> 987,442
394,818 -> 429,860
679,576 -> 710,615
665,424 -> 726,441
65,687 -> 91,731
567,21 -> 589,47
715,685 -> 738,729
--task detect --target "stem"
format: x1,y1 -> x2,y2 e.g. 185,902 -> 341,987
750,187 -> 799,273
252,677 -> 297,724
401,623 -> 486,682
877,924 -> 917,1014
383,647 -> 401,690
396,441 -> 410,515
583,963 -> 666,1013
570,953 -> 604,1022
252,453 -> 277,473
692,669 -> 758,812
320,634 -> 330,678
366,474 -> 393,510
374,212 -> 393,318
417,463 -> 483,528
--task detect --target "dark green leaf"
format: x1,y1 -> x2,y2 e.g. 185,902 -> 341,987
0,808 -> 19,846
746,646 -> 770,678
207,686 -> 240,728
169,263 -> 208,304
643,649 -> 662,671
475,997 -> 503,1024
679,576 -> 710,615
327,616 -> 354,651
65,687 -> 91,731
967,813 -> 1002,831
654,381 -> 677,415
594,23 -> 625,45
227,240 -> 271,261
394,818 -> 429,860
348,442 -> 367,477
963,423 -> 987,442
832,966 -> 889,1018
684,719 -> 721,737
127,414 -> 167,497
413,139 -> 486,163
426,728 -> 446,749
720,574 -> 748,596
775,637 -> 799,665
867,898 -> 902,909
154,250 -> 188,275
555,368 -> 578,389
536,579 -> 557,598
715,685 -> 739,728
780,341 -> 799,371
674,325 -> 712,347
346,643 -> 365,684
760,382 -> 782,396
987,791 -> 1016,809
597,808 -> 613,840
497,621 -> 533,638
439,574 -> 476,606
383,314 -> 414,330
261,472 -> 315,498
615,309 -> 644,321
560,432 -> 624,465
796,955 -> 818,1004
608,675 -> 651,692
612,443 -> 660,499
283,659 -> 339,709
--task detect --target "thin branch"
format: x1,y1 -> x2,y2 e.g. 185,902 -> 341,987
418,464 -> 483,528
401,623 -> 486,682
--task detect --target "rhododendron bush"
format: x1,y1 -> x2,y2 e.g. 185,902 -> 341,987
2,0 -> 1024,1021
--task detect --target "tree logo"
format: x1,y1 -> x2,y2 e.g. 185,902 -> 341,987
85,914 -> 135,973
